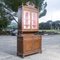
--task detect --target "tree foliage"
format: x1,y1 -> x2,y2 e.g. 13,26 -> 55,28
0,1 -> 10,30
0,0 -> 47,31
3,0 -> 47,18
39,20 -> 60,30
0,0 -> 18,30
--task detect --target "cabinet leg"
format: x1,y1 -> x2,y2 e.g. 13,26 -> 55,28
39,50 -> 42,53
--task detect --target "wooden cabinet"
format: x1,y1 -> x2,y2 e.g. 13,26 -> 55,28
17,34 -> 42,57
17,5 -> 42,57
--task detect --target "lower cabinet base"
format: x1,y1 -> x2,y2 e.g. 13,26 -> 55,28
17,34 -> 42,57
17,49 -> 42,58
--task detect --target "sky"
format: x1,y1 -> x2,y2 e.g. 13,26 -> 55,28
39,0 -> 60,23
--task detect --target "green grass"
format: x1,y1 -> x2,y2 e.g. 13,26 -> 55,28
39,30 -> 60,33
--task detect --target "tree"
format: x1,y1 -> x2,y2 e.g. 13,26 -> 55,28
0,1 -> 18,23
54,21 -> 60,30
0,0 -> 18,31
0,0 -> 47,31
39,22 -> 51,30
39,20 -> 60,30
0,1 -> 10,31
3,0 -> 47,18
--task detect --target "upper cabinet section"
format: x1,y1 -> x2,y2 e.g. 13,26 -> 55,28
18,5 -> 39,32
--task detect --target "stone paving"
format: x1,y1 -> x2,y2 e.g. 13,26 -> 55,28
0,35 -> 60,60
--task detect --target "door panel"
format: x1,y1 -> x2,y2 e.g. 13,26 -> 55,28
33,37 -> 40,50
23,38 -> 33,52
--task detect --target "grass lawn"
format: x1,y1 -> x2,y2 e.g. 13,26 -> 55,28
39,30 -> 60,34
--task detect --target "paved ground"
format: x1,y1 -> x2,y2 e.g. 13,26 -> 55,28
0,35 -> 60,60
